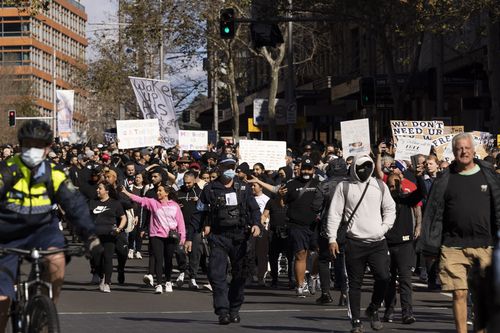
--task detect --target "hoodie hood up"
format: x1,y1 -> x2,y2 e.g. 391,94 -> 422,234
350,154 -> 374,183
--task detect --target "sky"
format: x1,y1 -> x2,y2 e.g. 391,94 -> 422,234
79,0 -> 206,110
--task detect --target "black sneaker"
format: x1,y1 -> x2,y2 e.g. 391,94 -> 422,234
229,313 -> 241,323
365,305 -> 384,331
118,270 -> 125,284
402,314 -> 416,324
218,314 -> 230,325
382,312 -> 394,323
350,319 -> 363,333
315,292 -> 333,305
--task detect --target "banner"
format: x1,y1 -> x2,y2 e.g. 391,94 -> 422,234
340,118 -> 371,158
56,90 -> 74,140
116,119 -> 161,149
178,130 -> 208,151
390,120 -> 445,142
394,137 -> 433,161
433,132 -> 492,162
239,140 -> 287,171
129,77 -> 178,147
444,125 -> 464,135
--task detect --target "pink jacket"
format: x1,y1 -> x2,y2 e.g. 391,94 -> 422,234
129,194 -> 186,243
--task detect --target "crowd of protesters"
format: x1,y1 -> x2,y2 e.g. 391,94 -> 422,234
1,133 -> 499,333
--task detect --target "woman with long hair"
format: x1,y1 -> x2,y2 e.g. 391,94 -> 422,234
89,182 -> 127,293
121,181 -> 186,294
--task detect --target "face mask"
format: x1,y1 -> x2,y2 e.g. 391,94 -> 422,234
223,169 -> 236,179
356,163 -> 373,182
21,147 -> 46,168
301,174 -> 311,181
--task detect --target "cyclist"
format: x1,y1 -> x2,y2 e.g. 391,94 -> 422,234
0,120 -> 101,332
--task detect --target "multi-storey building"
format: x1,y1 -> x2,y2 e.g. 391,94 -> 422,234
0,0 -> 87,136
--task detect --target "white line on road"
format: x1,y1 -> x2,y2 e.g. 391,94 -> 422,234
412,282 -> 453,298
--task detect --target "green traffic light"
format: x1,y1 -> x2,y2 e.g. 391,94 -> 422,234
224,27 -> 230,34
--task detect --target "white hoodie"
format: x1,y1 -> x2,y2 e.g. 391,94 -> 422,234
326,154 -> 396,243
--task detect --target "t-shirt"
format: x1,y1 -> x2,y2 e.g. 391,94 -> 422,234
264,198 -> 288,228
284,177 -> 320,226
89,198 -> 125,236
443,165 -> 493,248
254,193 -> 270,214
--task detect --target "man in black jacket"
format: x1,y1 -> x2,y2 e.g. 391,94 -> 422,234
312,158 -> 349,305
421,132 -> 500,333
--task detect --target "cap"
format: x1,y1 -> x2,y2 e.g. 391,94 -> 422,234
189,162 -> 201,170
236,162 -> 251,175
395,160 -> 407,172
101,153 -> 110,161
141,148 -> 152,156
301,158 -> 314,168
218,152 -> 237,165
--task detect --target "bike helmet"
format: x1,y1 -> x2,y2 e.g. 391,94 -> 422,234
17,120 -> 53,146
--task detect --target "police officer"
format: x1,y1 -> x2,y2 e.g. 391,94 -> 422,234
184,152 -> 261,325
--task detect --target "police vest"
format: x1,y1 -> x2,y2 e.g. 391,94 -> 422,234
0,155 -> 66,215
209,186 -> 248,228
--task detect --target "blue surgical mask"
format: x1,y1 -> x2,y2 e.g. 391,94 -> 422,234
223,169 -> 236,179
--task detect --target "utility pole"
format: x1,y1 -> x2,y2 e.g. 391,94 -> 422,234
286,0 -> 296,145
213,53 -> 219,137
159,0 -> 164,79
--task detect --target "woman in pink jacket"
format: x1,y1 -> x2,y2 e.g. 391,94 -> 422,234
121,181 -> 185,294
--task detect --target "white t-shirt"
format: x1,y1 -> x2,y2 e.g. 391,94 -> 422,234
254,193 -> 270,214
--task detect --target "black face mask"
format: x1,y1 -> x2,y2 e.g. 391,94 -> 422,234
355,162 -> 373,182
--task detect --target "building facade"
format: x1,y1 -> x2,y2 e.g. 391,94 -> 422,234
0,0 -> 87,137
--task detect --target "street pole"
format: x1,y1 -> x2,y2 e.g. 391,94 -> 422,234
286,0 -> 296,146
213,60 -> 219,138
52,37 -> 57,136
159,0 -> 164,80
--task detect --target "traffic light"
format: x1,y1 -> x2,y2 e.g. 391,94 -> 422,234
220,8 -> 235,39
360,77 -> 376,106
8,110 -> 16,127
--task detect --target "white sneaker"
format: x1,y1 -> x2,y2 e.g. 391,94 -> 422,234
99,279 -> 105,292
128,249 -> 134,259
134,251 -> 143,259
176,272 -> 185,288
102,283 -> 111,293
296,282 -> 308,298
165,281 -> 173,292
203,283 -> 213,292
155,285 -> 163,294
91,273 -> 100,284
143,274 -> 154,287
188,278 -> 199,289
310,275 -> 319,295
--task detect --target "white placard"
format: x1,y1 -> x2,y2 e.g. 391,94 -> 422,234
341,118 -> 371,158
178,130 -> 208,151
394,137 -> 433,161
390,120 -> 445,142
116,119 -> 161,149
129,76 -> 178,147
56,89 -> 74,140
239,140 -> 287,171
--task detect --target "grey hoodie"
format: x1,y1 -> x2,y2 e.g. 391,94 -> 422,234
326,154 -> 396,243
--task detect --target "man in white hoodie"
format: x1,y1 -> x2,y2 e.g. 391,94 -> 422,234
327,154 -> 396,333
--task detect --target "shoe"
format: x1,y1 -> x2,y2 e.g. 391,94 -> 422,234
134,251 -> 143,259
176,272 -> 185,288
91,273 -> 100,285
155,284 -> 163,294
315,292 -> 333,305
309,275 -> 319,295
143,274 -> 154,287
218,314 -> 230,325
296,282 -> 308,298
204,283 -> 213,292
338,292 -> 348,306
165,281 -> 173,292
102,283 -> 111,293
402,314 -> 416,324
128,249 -> 134,259
188,278 -> 199,290
270,280 -> 278,289
382,312 -> 394,323
350,319 -> 363,333
229,313 -> 240,323
118,270 -> 125,284
365,304 -> 384,331
99,279 -> 105,292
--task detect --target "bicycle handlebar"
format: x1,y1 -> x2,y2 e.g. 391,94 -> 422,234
0,245 -> 85,258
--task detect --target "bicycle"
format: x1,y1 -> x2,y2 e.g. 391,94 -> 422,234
0,245 -> 84,333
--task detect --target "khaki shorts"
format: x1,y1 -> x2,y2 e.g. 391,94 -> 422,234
439,246 -> 492,291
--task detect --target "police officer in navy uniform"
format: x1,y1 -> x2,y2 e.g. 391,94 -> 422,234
184,152 -> 261,325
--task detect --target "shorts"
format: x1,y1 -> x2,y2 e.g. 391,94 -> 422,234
288,224 -> 318,255
0,222 -> 65,299
439,245 -> 492,291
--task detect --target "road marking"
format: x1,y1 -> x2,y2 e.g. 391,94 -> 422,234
59,306 -> 450,316
412,282 -> 452,298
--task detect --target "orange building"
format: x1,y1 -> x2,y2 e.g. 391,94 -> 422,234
0,0 -> 87,136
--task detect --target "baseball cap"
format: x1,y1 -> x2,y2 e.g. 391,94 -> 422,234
218,152 -> 237,165
101,153 -> 110,162
301,158 -> 314,169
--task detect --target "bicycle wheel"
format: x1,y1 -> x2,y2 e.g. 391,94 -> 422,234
23,295 -> 60,333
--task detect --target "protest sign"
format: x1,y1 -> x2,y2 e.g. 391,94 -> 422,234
129,76 -> 178,147
253,99 -> 288,125
390,120 -> 445,142
341,118 -> 371,158
433,131 -> 492,162
394,137 -> 433,161
56,90 -> 74,140
239,140 -> 287,171
116,119 -> 161,149
178,130 -> 208,151
103,132 -> 117,144
444,126 -> 464,135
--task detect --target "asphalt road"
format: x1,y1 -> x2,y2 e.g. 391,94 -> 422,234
45,250 -> 461,333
